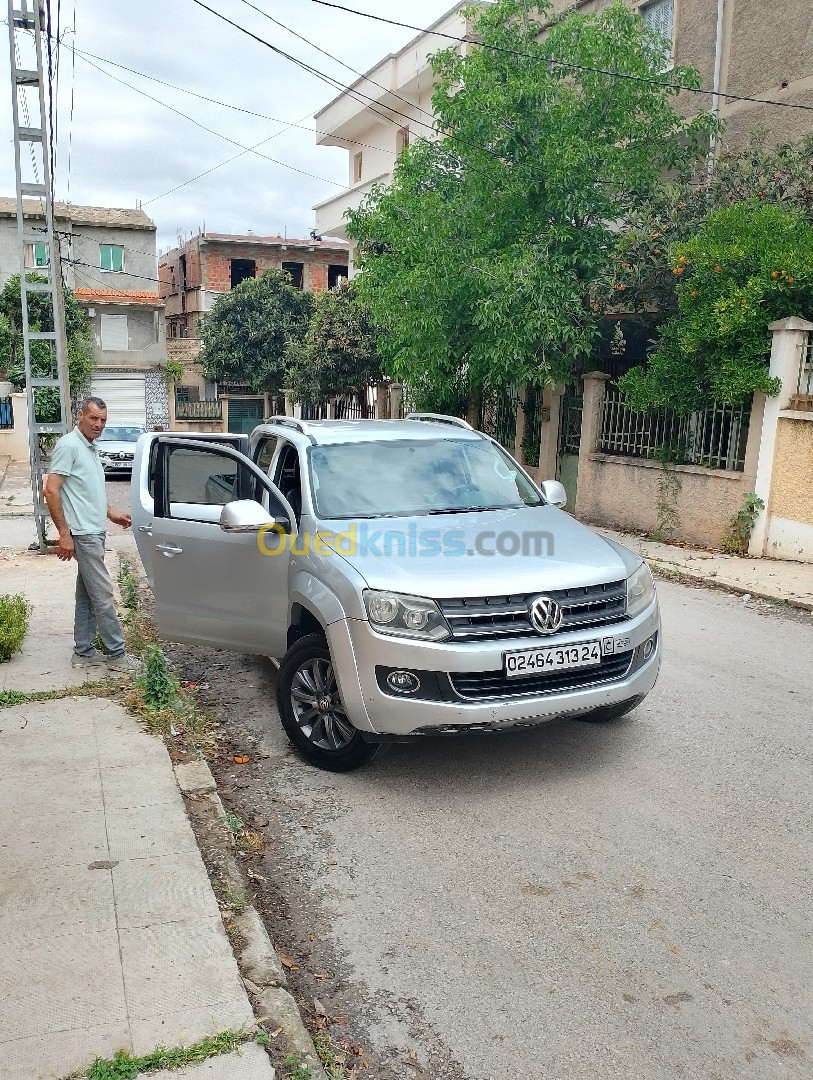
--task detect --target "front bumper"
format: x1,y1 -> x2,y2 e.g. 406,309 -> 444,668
326,602 -> 661,737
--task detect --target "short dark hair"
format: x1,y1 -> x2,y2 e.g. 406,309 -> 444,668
79,395 -> 107,412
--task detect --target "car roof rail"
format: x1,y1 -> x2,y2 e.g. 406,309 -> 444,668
404,412 -> 475,430
262,415 -> 316,443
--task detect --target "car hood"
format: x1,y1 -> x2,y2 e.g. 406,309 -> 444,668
318,505 -> 638,597
97,441 -> 138,455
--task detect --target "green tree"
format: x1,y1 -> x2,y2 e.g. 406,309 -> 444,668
347,0 -> 714,403
285,281 -> 382,409
199,269 -> 313,393
603,134 -> 813,325
0,274 -> 93,420
620,202 -> 813,411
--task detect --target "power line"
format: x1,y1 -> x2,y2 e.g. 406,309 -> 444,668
64,42 -> 397,158
188,0 -> 447,143
237,0 -> 437,126
306,0 -> 813,115
73,50 -> 345,189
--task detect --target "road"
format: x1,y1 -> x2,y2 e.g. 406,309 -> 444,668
111,477 -> 813,1079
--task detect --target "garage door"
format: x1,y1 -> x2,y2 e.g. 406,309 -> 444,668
90,376 -> 146,427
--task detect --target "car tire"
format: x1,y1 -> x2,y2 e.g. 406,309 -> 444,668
576,695 -> 645,724
277,633 -> 379,772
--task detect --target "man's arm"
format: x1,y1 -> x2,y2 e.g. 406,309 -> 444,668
107,505 -> 131,529
43,473 -> 74,561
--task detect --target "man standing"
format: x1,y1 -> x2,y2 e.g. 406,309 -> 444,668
44,396 -> 140,672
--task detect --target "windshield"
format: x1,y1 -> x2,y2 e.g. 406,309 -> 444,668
309,438 -> 542,519
99,426 -> 145,442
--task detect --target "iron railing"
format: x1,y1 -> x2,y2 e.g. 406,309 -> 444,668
0,396 -> 13,430
174,399 -> 222,421
599,385 -> 750,471
480,385 -> 519,451
792,333 -> 813,412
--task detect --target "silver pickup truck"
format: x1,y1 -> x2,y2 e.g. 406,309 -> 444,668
131,415 -> 660,771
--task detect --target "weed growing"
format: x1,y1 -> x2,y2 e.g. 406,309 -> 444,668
63,1027 -> 261,1079
0,593 -> 31,661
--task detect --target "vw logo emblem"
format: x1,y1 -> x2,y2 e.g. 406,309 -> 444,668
529,595 -> 563,635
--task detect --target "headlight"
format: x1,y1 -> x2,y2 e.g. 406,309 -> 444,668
363,590 -> 450,641
626,562 -> 655,618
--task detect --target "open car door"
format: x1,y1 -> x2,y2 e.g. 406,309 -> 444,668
148,437 -> 295,658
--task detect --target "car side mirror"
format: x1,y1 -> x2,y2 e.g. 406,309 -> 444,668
539,480 -> 567,508
220,500 -> 288,533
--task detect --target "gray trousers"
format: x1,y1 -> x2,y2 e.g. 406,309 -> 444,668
72,533 -> 126,658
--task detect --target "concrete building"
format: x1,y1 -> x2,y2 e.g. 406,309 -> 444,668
158,232 -> 349,434
314,0 -> 813,257
0,198 -> 168,428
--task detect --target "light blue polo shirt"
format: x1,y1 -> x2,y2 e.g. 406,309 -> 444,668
48,427 -> 108,534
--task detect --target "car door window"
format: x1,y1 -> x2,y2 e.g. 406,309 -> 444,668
254,436 -> 278,476
273,442 -> 303,524
162,446 -> 256,522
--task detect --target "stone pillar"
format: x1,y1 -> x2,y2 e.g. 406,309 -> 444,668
536,384 -> 563,483
575,372 -> 610,520
749,316 -> 813,555
514,387 -> 527,462
375,384 -> 387,420
283,393 -> 295,418
325,398 -> 335,420
390,383 -> 403,420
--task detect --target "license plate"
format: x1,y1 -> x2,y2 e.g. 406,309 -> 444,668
504,640 -> 602,678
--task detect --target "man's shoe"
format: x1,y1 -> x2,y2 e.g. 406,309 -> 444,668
106,652 -> 142,674
71,649 -> 108,668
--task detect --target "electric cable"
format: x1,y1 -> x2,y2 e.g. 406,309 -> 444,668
236,0 -> 437,126
305,0 -> 813,114
73,51 -> 344,189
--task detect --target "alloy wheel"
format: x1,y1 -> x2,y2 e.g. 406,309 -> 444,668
289,657 -> 355,751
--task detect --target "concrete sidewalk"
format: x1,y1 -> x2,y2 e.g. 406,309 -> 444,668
0,544 -> 276,1077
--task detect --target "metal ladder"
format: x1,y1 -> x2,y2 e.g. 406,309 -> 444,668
7,0 -> 71,550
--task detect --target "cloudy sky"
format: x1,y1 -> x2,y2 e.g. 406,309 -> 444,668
1,0 -> 453,254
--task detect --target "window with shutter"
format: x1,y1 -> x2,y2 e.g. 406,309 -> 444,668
641,0 -> 674,65
100,244 -> 125,273
100,314 -> 129,351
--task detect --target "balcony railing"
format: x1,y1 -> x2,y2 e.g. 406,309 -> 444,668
174,399 -> 222,421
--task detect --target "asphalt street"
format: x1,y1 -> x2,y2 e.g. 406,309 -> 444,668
108,477 -> 813,1079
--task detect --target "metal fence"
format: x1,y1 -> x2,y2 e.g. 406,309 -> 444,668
174,400 -> 222,421
599,384 -> 751,471
0,396 -> 13,430
793,333 -> 813,411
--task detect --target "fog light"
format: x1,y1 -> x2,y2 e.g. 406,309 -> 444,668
643,637 -> 655,660
386,670 -> 421,694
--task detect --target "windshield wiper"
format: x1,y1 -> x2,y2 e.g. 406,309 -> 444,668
427,505 -> 510,515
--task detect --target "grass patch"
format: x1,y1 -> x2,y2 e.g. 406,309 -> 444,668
0,679 -> 121,710
63,1026 -> 263,1079
0,594 -> 31,662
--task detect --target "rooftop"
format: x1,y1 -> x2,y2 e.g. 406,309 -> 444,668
0,198 -> 156,230
74,288 -> 164,306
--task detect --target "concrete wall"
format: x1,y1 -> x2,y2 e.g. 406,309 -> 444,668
66,226 -> 158,295
578,453 -> 752,547
764,416 -> 813,560
89,303 -> 165,368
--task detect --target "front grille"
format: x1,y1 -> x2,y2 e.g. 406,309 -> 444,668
449,650 -> 634,701
439,580 -> 627,641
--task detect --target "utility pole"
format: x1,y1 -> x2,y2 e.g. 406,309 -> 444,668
7,0 -> 71,551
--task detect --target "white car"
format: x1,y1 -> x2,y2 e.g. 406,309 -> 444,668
97,425 -> 146,475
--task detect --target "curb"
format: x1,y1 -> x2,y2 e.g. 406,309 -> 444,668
174,760 -> 329,1080
646,555 -> 813,613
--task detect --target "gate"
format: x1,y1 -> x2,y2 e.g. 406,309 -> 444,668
556,384 -> 582,510
226,397 -> 264,435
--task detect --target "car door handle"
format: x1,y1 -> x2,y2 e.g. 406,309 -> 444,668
138,524 -> 152,536
155,542 -> 183,556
